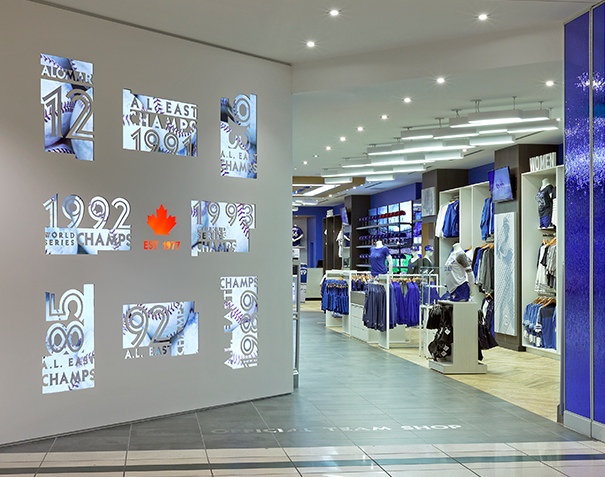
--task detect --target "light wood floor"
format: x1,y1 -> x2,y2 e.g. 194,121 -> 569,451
301,300 -> 560,422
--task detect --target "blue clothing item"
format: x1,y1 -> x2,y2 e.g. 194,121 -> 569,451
441,281 -> 470,302
540,305 -> 557,349
363,283 -> 387,331
539,214 -> 551,228
369,246 -> 391,276
402,281 -> 420,326
442,200 -> 460,238
480,198 -> 494,241
388,283 -> 398,329
392,281 -> 407,325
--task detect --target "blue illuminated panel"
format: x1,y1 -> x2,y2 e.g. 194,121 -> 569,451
564,12 -> 591,419
593,4 -> 605,425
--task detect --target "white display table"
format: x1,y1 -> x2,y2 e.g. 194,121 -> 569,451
429,300 -> 487,375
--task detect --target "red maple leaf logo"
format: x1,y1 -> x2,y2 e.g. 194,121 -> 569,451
147,205 -> 177,235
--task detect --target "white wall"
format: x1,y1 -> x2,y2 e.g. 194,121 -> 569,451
0,0 -> 292,444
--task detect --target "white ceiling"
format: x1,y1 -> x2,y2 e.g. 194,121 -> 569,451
34,0 -> 599,205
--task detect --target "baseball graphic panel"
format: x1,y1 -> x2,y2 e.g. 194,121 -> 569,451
190,200 -> 255,254
220,94 -> 257,178
494,212 -> 517,336
42,284 -> 94,394
40,54 -> 94,160
44,194 -> 131,255
221,276 -> 258,369
123,89 -> 197,156
123,301 -> 199,360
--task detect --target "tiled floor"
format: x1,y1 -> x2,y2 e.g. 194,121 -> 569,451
1,306 -> 604,476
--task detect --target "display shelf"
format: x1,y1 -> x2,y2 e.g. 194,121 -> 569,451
520,165 -> 563,356
437,182 -> 491,295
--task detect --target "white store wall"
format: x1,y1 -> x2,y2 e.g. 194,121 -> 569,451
0,0 -> 293,445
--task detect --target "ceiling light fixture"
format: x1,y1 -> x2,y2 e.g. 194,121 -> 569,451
381,114 -> 389,120
303,161 -> 308,165
302,184 -> 337,196
507,118 -> 559,134
306,40 -> 316,48
329,9 -> 341,16
325,146 -> 332,151
400,129 -> 434,141
340,136 -> 346,142
403,97 -> 412,103
357,126 -> 364,132
324,176 -> 352,184
546,80 -> 555,87
449,98 -> 552,128
478,13 -> 488,21
469,134 -> 514,146
437,77 -> 445,84
366,174 -> 394,182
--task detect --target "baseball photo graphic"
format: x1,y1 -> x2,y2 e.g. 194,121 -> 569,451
123,301 -> 199,359
41,54 -> 94,160
123,88 -> 197,157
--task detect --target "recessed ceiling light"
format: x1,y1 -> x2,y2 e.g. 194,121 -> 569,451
357,126 -> 364,132
403,97 -> 411,103
478,13 -> 488,21
326,146 -> 332,151
313,154 -> 319,158
381,114 -> 389,120
329,9 -> 341,17
303,161 -> 308,165
546,80 -> 555,87
306,40 -> 316,48
340,136 -> 346,142
437,77 -> 445,84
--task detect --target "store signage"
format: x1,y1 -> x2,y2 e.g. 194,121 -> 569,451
41,54 -> 94,160
144,204 -> 180,251
191,200 -> 255,254
123,301 -> 199,359
221,276 -> 258,369
42,285 -> 94,394
220,93 -> 257,178
123,89 -> 197,156
44,194 -> 131,255
529,152 -> 557,172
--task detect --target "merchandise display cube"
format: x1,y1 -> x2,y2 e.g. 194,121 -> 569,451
429,300 -> 487,374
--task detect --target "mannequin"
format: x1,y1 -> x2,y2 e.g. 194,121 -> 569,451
336,227 -> 350,258
292,224 -> 304,246
370,240 -> 392,276
443,243 -> 474,302
536,178 -> 555,229
407,246 -> 423,274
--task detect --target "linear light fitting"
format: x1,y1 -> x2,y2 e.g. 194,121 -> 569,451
341,158 -> 370,168
367,145 -> 395,156
507,119 -> 559,134
400,129 -> 434,141
468,109 -> 523,126
302,184 -> 337,196
432,127 -> 479,139
521,109 -> 550,122
324,177 -> 353,184
477,127 -> 507,135
392,165 -> 426,173
366,174 -> 394,182
424,150 -> 464,161
469,134 -> 514,146
370,156 -> 426,167
397,139 -> 470,154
